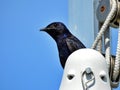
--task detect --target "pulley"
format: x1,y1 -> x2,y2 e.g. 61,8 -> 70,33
96,0 -> 120,28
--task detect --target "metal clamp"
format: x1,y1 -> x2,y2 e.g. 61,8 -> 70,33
81,67 -> 95,90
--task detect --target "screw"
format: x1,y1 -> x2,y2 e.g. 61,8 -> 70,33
100,6 -> 106,12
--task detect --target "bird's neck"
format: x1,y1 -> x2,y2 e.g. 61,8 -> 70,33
63,33 -> 68,38
56,33 -> 71,40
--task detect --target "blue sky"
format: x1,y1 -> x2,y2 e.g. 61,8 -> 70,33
0,0 -> 67,90
0,0 -> 119,90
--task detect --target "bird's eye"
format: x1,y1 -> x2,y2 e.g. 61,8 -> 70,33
54,23 -> 58,27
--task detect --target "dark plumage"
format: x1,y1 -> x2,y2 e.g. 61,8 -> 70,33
40,22 -> 86,68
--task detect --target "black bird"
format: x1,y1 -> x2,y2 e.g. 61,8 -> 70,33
41,22 -> 86,68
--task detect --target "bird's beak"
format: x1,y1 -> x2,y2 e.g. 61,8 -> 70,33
40,28 -> 46,31
40,28 -> 52,32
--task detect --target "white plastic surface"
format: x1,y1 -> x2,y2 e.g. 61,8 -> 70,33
59,49 -> 111,90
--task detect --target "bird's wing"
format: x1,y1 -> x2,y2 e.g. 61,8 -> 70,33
66,36 -> 86,52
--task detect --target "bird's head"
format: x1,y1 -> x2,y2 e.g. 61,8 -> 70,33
40,22 -> 70,39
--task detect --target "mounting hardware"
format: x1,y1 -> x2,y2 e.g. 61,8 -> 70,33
97,0 -> 120,28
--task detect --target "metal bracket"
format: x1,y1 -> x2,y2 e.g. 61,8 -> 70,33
97,0 -> 120,28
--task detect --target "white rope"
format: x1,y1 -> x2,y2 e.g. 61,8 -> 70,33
104,30 -> 111,69
113,22 -> 120,81
92,0 -> 117,49
97,38 -> 102,53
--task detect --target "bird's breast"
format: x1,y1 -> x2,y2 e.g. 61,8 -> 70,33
57,39 -> 70,58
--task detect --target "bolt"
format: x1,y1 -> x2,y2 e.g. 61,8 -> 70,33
100,6 -> 106,12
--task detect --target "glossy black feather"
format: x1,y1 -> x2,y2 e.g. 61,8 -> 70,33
41,22 -> 86,68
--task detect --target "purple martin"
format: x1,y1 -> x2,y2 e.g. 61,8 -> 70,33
41,22 -> 86,68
